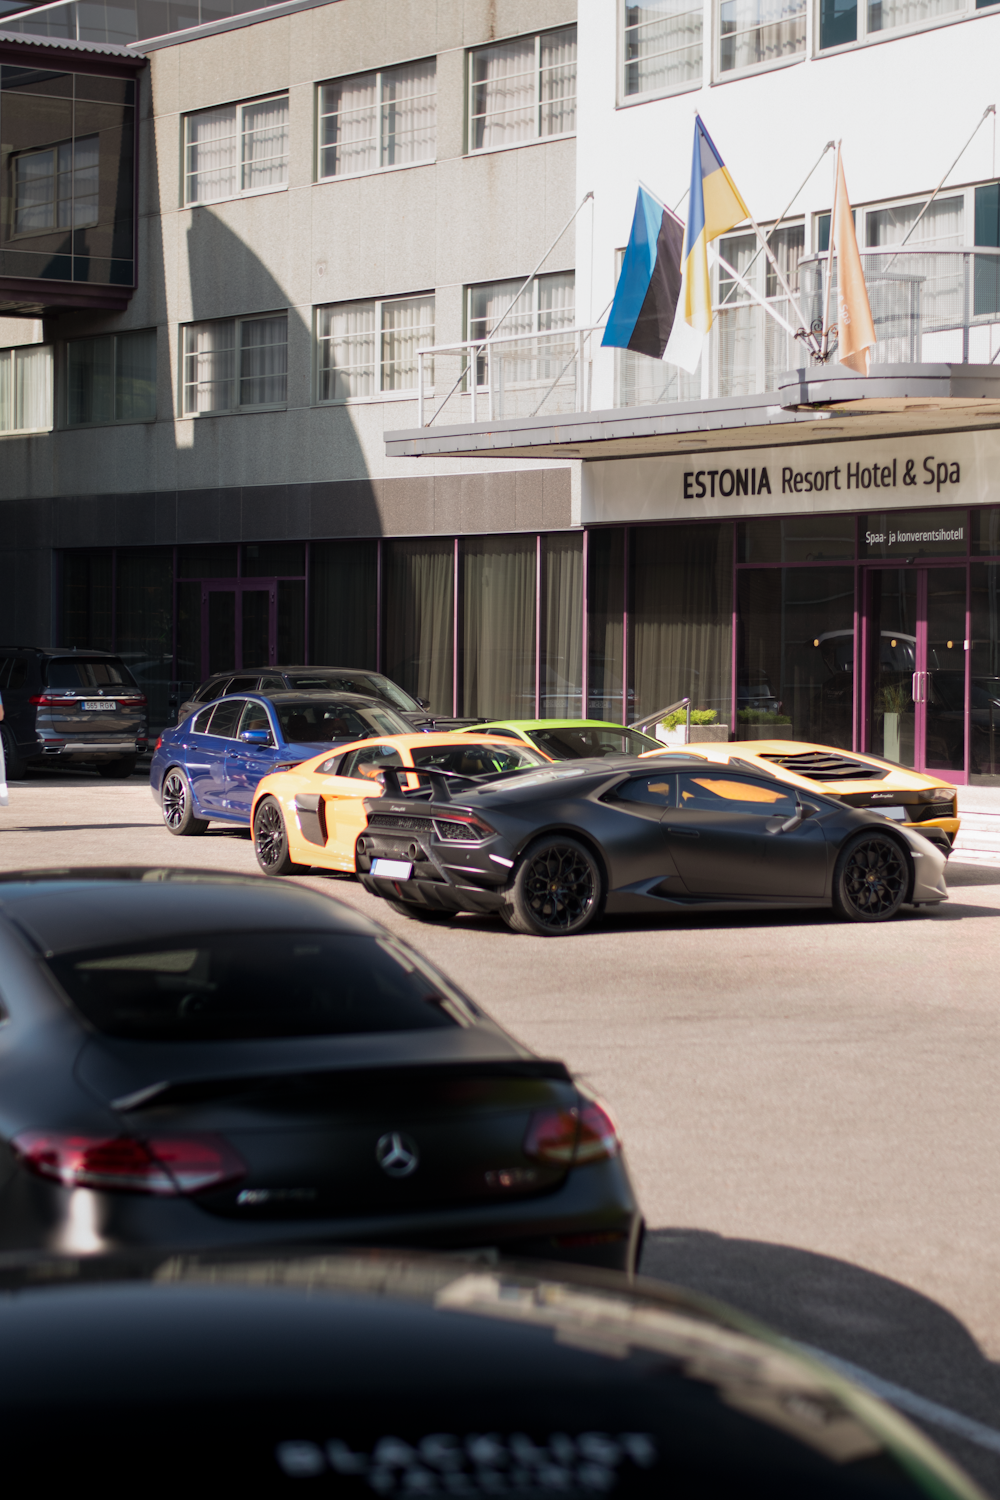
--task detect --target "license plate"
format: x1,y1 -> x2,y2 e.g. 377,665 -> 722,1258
879,805 -> 907,820
371,858 -> 413,880
83,701 -> 116,711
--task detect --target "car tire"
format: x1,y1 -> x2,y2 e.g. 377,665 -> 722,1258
97,756 -> 137,780
384,898 -> 452,923
253,795 -> 308,876
502,835 -> 604,937
0,725 -> 25,781
161,767 -> 209,837
832,832 -> 909,922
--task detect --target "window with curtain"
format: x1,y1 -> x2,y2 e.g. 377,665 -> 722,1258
542,533 -> 583,718
587,527 -> 625,722
316,295 -> 434,400
820,0 -> 968,49
384,538 -> 454,715
714,223 -> 803,397
67,329 -> 156,425
630,524 -> 733,728
623,0 -> 702,99
0,344 -> 53,433
182,314 -> 287,414
469,27 -> 576,151
467,271 -> 574,386
864,194 -> 964,333
310,540 -> 378,668
14,135 -> 98,234
184,95 -> 288,204
318,59 -> 436,178
461,535 -> 536,719
718,0 -> 806,74
115,547 -> 174,731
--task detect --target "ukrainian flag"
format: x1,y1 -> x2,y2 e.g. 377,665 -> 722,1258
682,116 -> 751,334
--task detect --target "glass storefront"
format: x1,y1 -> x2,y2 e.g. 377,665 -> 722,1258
57,504 -> 1000,781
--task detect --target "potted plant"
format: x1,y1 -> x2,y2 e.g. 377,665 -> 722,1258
876,681 -> 913,764
656,708 -> 730,745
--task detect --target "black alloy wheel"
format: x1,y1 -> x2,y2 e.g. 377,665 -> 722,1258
161,767 -> 208,837
253,795 -> 308,876
98,756 -> 137,780
503,836 -> 603,937
0,725 -> 25,781
832,833 -> 908,923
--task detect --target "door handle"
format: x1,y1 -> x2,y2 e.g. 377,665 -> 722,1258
911,670 -> 929,704
665,826 -> 700,839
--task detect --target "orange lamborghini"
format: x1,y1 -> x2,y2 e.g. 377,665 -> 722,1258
250,732 -> 546,876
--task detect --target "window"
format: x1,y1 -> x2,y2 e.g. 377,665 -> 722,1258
66,329 -> 156,426
207,698 -> 245,738
718,0 -> 806,74
316,294 -> 434,400
622,1 -> 701,100
342,744 -> 404,779
238,700 -> 274,743
184,96 -> 288,205
182,314 -> 287,414
0,345 -> 53,434
14,136 -> 98,235
467,272 -> 574,385
677,774 -> 797,817
318,59 -> 436,178
819,0 -> 970,49
469,27 -> 576,150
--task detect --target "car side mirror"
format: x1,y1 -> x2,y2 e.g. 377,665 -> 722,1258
773,800 -> 819,834
416,697 -> 431,709
241,729 -> 271,745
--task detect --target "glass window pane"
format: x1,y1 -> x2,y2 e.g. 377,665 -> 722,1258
70,134 -> 99,228
381,58 -> 437,166
185,104 -> 237,204
115,546 -> 174,731
588,526 -> 625,721
115,328 -> 156,420
471,37 -> 536,150
970,562 -> 1000,781
542,533 -> 583,718
241,95 -> 288,190
0,350 -> 10,433
868,0 -> 961,30
310,539 -> 378,668
381,295 -> 434,391
14,344 -> 53,431
14,146 -> 56,233
719,0 -> 806,74
61,549 -> 113,652
819,0 -> 857,45
183,319 -> 236,413
624,0 -> 702,98
383,538 -> 454,714
461,535 -> 536,719
317,302 -> 376,399
67,335 -> 113,425
864,196 -> 964,331
239,314 -> 287,406
539,28 -> 576,136
318,73 -> 377,177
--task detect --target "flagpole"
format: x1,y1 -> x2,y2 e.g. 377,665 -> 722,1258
742,208 -> 821,357
821,141 -> 841,362
716,140 -> 835,311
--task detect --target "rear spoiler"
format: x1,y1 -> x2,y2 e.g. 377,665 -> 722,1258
377,765 -> 492,802
112,1056 -> 573,1112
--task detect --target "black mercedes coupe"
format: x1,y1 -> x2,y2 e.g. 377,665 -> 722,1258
0,869 -> 640,1266
356,755 -> 949,935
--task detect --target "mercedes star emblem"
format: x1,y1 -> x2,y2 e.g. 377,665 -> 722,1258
375,1131 -> 419,1178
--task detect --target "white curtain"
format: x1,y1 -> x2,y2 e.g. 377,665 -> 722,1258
381,295 -> 435,390
461,536 -> 536,719
539,27 -> 576,137
0,351 -> 10,433
186,105 -> 237,203
318,303 -> 376,399
239,315 -> 287,405
624,1 -> 702,97
543,534 -> 583,717
719,0 -> 806,73
319,74 -> 377,177
382,59 -> 436,166
865,195 -> 964,332
632,524 -> 734,726
384,539 -> 454,714
869,0 -> 960,31
15,346 -> 53,432
242,97 -> 289,190
471,38 -> 536,150
183,320 -> 235,412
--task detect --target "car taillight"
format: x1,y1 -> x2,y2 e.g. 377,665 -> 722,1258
154,736 -> 162,751
120,695 -> 147,706
12,1132 -> 245,1196
433,814 -> 496,842
29,694 -> 77,706
523,1101 -> 621,1167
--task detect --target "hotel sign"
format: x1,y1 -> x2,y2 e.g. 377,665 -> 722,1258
582,429 -> 993,525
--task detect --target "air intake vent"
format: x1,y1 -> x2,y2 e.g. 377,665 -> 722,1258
367,814 -> 435,833
758,751 -> 891,782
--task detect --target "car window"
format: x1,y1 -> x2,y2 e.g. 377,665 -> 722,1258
238,701 -> 274,743
193,706 -> 215,733
342,744 -> 405,780
528,726 -> 659,759
410,742 -> 544,777
226,676 -> 259,694
360,673 -> 422,712
8,658 -> 26,690
259,675 -> 285,690
46,932 -> 477,1041
195,679 -> 227,703
677,774 -> 796,818
275,701 -> 411,745
206,699 -> 245,739
468,726 -> 523,741
614,774 -> 677,807
44,657 -> 137,689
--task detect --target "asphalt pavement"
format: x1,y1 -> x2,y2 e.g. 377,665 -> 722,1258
2,766 -> 1000,1494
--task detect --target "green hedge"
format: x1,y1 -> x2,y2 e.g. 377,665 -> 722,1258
662,708 -> 718,730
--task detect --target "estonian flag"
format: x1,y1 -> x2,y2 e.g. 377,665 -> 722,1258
601,187 -> 684,359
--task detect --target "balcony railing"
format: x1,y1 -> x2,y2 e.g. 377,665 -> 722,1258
414,246 -> 1000,427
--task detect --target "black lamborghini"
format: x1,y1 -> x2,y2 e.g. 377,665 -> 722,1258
356,755 -> 950,935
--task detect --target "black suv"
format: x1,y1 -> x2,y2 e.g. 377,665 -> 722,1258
0,648 -> 147,779
176,666 -> 486,731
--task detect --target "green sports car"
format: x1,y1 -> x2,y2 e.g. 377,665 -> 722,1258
451,717 -> 663,760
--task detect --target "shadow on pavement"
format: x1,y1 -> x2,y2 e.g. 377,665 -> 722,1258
641,1228 -> 1000,1495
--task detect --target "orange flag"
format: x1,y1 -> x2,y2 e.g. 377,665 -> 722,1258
833,153 -> 875,374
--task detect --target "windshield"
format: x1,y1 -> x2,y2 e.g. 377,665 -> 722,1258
47,932 -> 477,1040
409,741 -> 545,776
283,673 -> 420,712
275,700 -> 410,744
527,726 -> 661,759
44,658 -> 137,689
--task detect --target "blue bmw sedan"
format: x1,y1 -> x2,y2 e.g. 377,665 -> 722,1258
150,690 -> 411,836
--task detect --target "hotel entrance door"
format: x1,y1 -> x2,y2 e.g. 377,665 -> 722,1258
865,567 -> 967,781
202,580 -> 277,679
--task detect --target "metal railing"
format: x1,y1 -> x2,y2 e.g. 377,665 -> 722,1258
413,247 -> 1000,427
